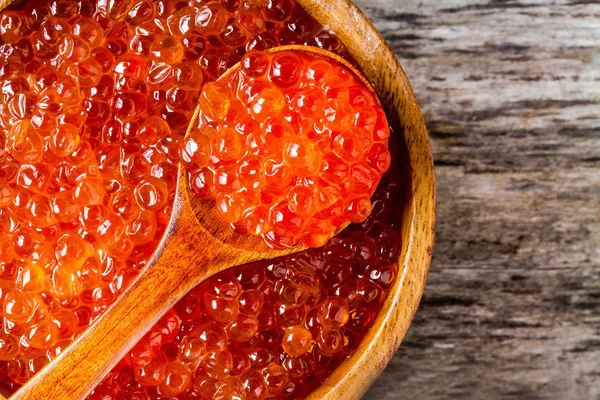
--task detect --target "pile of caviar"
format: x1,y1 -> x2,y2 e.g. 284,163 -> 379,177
183,50 -> 391,248
89,177 -> 402,400
0,0 -> 403,398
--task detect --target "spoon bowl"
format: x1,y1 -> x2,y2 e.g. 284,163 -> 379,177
9,45 -> 391,400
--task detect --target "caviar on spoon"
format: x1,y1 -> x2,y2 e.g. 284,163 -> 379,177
10,45 -> 391,400
183,47 -> 391,249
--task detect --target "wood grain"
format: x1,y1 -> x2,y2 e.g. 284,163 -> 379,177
357,1 -> 600,399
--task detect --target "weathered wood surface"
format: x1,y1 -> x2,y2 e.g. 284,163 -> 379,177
357,1 -> 600,399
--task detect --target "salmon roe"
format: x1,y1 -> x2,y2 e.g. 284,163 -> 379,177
183,50 -> 391,248
89,178 -> 403,400
0,0 -> 404,398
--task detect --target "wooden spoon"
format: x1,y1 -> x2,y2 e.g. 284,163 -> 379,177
10,45 -> 382,400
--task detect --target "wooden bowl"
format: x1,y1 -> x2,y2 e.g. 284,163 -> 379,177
0,0 -> 435,398
295,1 -> 436,398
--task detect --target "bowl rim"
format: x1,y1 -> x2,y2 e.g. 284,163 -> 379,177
297,1 -> 436,398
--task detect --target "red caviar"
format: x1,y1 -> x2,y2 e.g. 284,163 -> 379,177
184,50 -> 390,248
0,0 -> 403,398
90,179 -> 402,400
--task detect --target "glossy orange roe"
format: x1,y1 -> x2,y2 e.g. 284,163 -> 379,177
0,0 -> 402,398
89,178 -> 403,400
183,50 -> 391,248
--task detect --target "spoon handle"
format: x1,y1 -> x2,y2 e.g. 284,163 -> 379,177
11,211 -> 225,400
10,185 -> 297,400
8,163 -> 298,399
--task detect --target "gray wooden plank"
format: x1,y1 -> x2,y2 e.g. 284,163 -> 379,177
354,1 -> 600,399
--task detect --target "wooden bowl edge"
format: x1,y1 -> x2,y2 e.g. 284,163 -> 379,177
298,1 -> 436,399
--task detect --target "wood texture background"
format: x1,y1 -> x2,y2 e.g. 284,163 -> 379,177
357,1 -> 600,399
